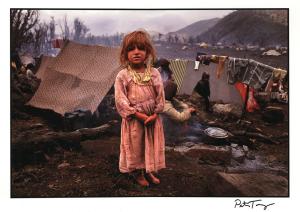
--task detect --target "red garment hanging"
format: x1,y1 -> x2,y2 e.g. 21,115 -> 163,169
234,82 -> 260,112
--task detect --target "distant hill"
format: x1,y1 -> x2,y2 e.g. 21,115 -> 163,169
168,18 -> 220,39
197,10 -> 288,46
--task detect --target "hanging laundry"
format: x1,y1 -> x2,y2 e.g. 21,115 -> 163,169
234,82 -> 260,112
227,58 -> 274,90
196,53 -> 211,65
196,54 -> 228,78
216,56 -> 228,79
169,59 -> 189,92
272,68 -> 287,80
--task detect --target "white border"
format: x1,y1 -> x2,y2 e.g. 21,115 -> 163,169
2,1 -> 299,212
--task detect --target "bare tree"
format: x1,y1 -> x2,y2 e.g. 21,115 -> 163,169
188,36 -> 195,44
58,15 -> 70,40
73,18 -> 89,42
33,22 -> 49,55
49,16 -> 56,40
174,34 -> 179,43
10,9 -> 39,51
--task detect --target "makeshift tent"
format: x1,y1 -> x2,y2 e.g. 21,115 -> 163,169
28,41 -> 121,115
35,56 -> 55,80
177,61 -> 243,105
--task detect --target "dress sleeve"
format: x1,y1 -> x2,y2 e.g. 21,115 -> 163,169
152,68 -> 165,113
114,71 -> 136,118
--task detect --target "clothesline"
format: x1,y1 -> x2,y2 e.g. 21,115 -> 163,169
195,54 -> 287,90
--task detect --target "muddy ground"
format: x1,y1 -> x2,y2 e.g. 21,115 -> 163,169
11,101 -> 289,197
11,46 -> 289,197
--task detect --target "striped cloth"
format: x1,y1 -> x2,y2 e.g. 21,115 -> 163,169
169,59 -> 188,92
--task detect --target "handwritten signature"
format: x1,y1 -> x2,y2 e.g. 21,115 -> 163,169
234,199 -> 275,210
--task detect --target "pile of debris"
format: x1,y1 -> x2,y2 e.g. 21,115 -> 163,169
11,58 -> 41,112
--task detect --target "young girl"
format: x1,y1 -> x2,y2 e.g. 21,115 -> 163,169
114,30 -> 165,187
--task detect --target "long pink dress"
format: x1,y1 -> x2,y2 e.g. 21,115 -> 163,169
114,67 -> 166,173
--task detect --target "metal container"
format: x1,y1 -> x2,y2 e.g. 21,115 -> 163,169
201,127 -> 230,145
204,127 -> 229,139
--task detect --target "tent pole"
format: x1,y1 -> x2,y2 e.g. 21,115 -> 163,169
242,84 -> 250,117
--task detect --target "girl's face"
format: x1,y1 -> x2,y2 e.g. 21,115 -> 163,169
127,45 -> 147,65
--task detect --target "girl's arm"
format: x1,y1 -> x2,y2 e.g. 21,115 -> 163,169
144,113 -> 157,125
114,72 -> 136,119
134,111 -> 149,122
153,69 -> 165,113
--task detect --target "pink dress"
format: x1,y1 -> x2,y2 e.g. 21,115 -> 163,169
114,67 -> 166,173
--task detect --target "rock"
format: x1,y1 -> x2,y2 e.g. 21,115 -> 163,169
267,155 -> 277,163
29,123 -> 44,129
173,146 -> 190,153
165,146 -> 174,152
262,106 -> 285,123
231,143 -> 238,148
182,142 -> 195,148
174,143 -> 231,165
209,172 -> 288,196
231,147 -> 245,163
246,152 -> 256,160
242,145 -> 249,152
212,104 -> 243,117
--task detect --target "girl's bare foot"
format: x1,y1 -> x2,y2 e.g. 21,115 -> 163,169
147,172 -> 160,184
136,174 -> 149,187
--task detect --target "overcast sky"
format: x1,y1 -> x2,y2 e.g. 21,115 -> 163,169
39,10 -> 233,36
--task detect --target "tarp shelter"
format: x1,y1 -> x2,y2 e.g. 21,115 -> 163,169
28,41 -> 121,115
35,56 -> 55,80
176,61 -> 243,105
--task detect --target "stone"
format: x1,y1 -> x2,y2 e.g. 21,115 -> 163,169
173,146 -> 190,154
174,143 -> 231,165
182,141 -> 196,148
165,146 -> 174,152
209,172 -> 288,196
246,152 -> 256,160
231,143 -> 238,148
212,103 -> 243,117
262,106 -> 285,123
231,148 -> 245,163
243,145 -> 249,152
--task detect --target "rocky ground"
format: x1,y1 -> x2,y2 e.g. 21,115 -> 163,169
11,98 -> 289,197
11,46 -> 289,197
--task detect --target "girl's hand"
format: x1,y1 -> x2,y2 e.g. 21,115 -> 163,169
144,113 -> 157,125
134,112 -> 149,122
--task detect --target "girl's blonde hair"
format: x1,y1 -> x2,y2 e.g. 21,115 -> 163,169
120,30 -> 156,66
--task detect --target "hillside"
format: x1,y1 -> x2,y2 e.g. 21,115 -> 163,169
198,10 -> 288,46
168,17 -> 220,39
